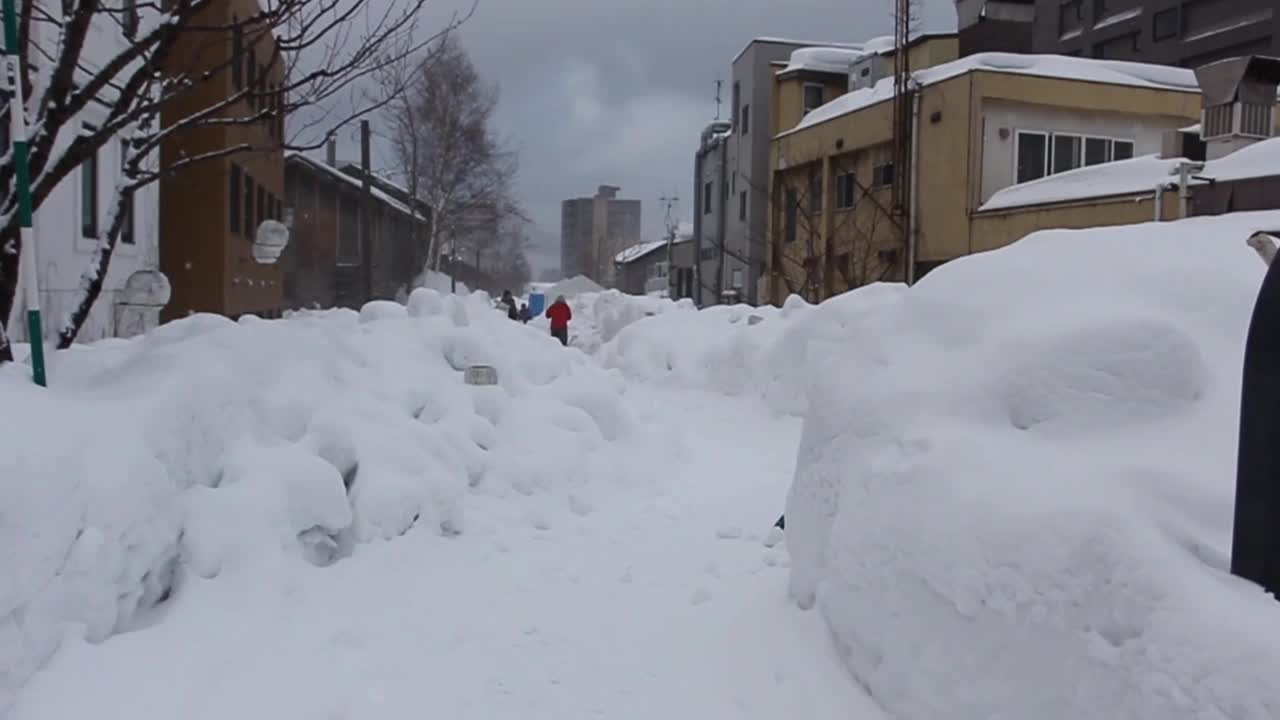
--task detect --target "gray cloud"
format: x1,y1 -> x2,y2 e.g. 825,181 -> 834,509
359,0 -> 958,273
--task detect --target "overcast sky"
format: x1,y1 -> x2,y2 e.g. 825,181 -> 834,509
347,0 -> 957,275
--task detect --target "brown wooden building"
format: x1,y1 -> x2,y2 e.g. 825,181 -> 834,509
282,153 -> 430,309
159,0 -> 287,321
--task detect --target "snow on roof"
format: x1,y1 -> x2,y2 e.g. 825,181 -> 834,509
731,37 -> 863,65
286,152 -> 416,216
980,155 -> 1185,212
782,53 -> 1200,138
615,240 -> 668,265
778,47 -> 871,76
980,136 -> 1280,212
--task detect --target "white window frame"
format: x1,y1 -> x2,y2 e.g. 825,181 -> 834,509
1050,132 -> 1084,175
1014,130 -> 1051,184
835,171 -> 857,209
802,83 -> 825,116
731,267 -> 744,289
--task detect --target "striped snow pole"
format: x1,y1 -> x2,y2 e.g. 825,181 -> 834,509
2,0 -> 46,386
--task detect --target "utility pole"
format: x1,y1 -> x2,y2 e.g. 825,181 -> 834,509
359,120 -> 374,303
714,76 -> 723,121
892,0 -> 914,281
2,0 -> 46,386
660,194 -> 679,297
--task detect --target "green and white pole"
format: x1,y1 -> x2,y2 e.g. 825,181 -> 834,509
2,0 -> 46,386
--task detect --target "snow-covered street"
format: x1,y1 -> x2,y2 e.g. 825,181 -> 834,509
8,385 -> 882,720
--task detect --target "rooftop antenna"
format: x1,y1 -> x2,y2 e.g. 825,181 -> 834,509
714,75 -> 723,120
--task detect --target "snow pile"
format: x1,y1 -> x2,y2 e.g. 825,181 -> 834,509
778,46 -> 868,76
408,269 -> 470,297
785,212 -> 1280,719
980,154 -> 1183,211
545,274 -> 605,299
600,286 -> 905,415
614,240 -> 667,265
0,287 -> 632,711
523,289 -> 680,355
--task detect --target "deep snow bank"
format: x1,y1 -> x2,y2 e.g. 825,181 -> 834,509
0,289 -> 632,710
786,212 -> 1280,719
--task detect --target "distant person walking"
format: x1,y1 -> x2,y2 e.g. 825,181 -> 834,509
545,295 -> 572,346
499,290 -> 519,321
518,303 -> 532,324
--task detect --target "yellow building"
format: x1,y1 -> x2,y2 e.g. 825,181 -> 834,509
766,52 -> 1204,304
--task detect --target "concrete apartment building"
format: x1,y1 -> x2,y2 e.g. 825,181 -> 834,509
767,53 -> 1202,303
160,0 -> 287,322
9,1 -> 164,342
958,0 -> 1279,69
1032,0 -> 1278,68
560,186 -> 641,286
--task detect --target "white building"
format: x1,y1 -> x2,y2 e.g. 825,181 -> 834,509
8,2 -> 164,345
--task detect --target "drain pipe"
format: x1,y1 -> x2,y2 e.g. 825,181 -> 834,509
1178,161 -> 1191,218
1154,182 -> 1164,221
907,82 -> 921,285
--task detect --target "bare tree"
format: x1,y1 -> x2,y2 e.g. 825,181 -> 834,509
0,0 -> 473,362
769,147 -> 904,305
382,33 -> 519,278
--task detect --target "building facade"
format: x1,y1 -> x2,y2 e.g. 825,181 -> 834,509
282,152 -> 430,310
159,0 -> 287,322
9,1 -> 164,343
560,185 -> 641,286
1031,0 -> 1279,68
768,54 -> 1202,304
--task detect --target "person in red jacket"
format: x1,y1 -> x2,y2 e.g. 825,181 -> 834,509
545,295 -> 572,346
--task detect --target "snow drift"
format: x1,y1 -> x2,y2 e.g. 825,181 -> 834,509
0,288 -> 634,711
784,212 -> 1280,719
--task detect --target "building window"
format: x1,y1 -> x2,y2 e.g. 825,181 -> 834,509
741,104 -> 750,134
1059,0 -> 1084,36
835,171 -> 857,209
700,246 -> 715,261
784,188 -> 798,243
803,84 -> 824,115
872,161 -> 895,188
731,267 -> 743,289
81,128 -> 99,238
1052,133 -> 1083,174
1016,131 -> 1049,183
732,82 -> 741,129
245,175 -> 255,236
1084,136 -> 1109,166
1152,8 -> 1179,41
1113,139 -> 1134,160
230,164 -> 242,234
739,190 -> 747,221
1092,0 -> 1109,21
120,141 -> 134,244
122,0 -> 138,38
808,169 -> 822,214
703,182 -> 713,213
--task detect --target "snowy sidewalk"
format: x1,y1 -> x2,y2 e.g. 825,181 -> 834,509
10,387 -> 884,720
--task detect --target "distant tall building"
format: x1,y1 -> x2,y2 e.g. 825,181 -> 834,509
560,185 -> 641,286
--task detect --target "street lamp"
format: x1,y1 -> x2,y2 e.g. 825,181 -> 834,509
2,0 -> 46,386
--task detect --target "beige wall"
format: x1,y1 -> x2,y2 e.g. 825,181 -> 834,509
970,192 -> 1178,253
767,66 -> 1202,304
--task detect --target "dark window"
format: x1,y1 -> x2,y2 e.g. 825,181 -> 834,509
872,161 -> 895,188
1052,133 -> 1082,174
120,141 -> 134,244
700,246 -> 715,261
232,19 -> 243,90
741,104 -> 750,134
732,82 -> 741,129
1112,139 -> 1134,160
245,175 -> 255,236
81,128 -> 99,238
784,188 -> 798,243
808,169 -> 822,214
123,0 -> 138,38
739,190 -> 747,221
230,164 -> 242,233
703,182 -> 712,213
835,171 -> 857,209
1084,136 -> 1109,166
1059,0 -> 1084,35
1152,8 -> 1179,41
1016,131 -> 1048,183
1092,0 -> 1109,21
803,84 -> 824,115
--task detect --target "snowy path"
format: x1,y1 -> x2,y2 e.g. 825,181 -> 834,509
11,387 -> 883,720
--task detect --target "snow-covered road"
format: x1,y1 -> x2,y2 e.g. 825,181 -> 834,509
9,386 -> 883,720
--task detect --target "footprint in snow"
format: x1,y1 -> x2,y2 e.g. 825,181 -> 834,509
716,526 -> 744,540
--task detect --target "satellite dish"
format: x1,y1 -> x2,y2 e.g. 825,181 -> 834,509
254,219 -> 290,264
